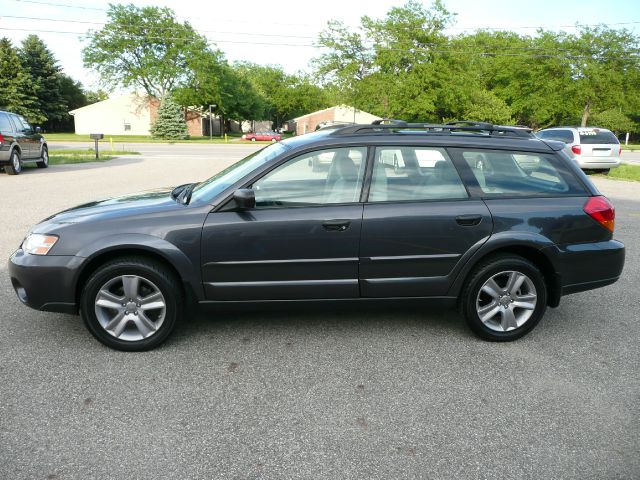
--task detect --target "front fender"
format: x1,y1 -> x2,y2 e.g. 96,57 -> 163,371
74,233 -> 203,301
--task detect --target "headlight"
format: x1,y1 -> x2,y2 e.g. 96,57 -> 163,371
22,234 -> 59,255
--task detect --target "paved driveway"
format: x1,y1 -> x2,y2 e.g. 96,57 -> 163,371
0,147 -> 638,479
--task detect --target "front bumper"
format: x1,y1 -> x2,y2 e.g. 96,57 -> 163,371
8,249 -> 83,314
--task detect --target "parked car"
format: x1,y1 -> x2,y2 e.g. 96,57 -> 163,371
242,131 -> 282,142
536,126 -> 621,173
9,120 -> 625,351
0,110 -> 49,175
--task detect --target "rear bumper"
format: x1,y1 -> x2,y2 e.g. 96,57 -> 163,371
574,156 -> 621,169
8,249 -> 82,314
546,240 -> 625,296
0,144 -> 11,163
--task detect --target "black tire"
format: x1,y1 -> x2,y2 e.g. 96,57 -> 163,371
601,169 -> 610,175
460,254 -> 547,341
251,137 -> 256,142
36,145 -> 49,168
5,149 -> 22,175
80,256 -> 183,351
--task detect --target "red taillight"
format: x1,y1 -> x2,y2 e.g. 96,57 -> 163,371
584,196 -> 615,233
0,133 -> 4,145
619,146 -> 622,156
571,145 -> 581,155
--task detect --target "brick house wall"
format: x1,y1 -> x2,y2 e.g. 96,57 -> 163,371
294,108 -> 337,136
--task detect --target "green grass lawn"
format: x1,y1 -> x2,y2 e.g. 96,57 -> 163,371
621,144 -> 640,151
48,148 -> 139,165
595,164 -> 640,182
44,133 -> 275,144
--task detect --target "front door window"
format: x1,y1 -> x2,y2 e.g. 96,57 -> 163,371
253,147 -> 367,207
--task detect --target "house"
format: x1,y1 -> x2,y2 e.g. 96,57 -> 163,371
69,94 -> 205,136
292,105 -> 381,135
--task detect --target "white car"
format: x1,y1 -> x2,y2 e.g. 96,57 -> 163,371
536,127 -> 621,172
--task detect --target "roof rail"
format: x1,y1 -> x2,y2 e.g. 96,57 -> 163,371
332,119 -> 534,138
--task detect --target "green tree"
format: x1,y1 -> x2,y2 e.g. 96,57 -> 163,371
314,0 -> 455,120
150,96 -> 188,139
19,35 -> 66,124
591,109 -> 636,134
83,4 -> 210,98
0,37 -> 40,121
233,63 -> 330,127
85,89 -> 109,105
45,74 -> 87,131
566,26 -> 640,126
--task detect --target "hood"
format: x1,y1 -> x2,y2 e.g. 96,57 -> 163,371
41,188 -> 181,225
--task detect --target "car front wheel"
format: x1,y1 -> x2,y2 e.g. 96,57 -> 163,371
5,150 -> 22,175
461,254 -> 547,341
80,257 -> 183,351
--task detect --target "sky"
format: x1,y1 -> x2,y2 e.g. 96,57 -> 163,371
1,0 -> 639,91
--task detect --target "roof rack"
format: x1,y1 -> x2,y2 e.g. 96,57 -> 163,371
332,119 -> 534,138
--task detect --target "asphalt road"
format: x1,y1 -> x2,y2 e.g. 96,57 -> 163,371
1,146 -> 638,479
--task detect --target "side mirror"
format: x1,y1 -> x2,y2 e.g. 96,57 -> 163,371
233,188 -> 255,209
35,126 -> 41,133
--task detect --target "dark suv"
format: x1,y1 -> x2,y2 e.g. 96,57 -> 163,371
8,121 -> 625,350
0,110 -> 49,174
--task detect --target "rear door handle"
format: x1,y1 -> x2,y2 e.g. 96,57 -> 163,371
456,214 -> 482,226
322,219 -> 350,231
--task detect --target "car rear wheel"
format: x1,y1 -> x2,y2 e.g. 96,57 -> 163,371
36,146 -> 49,168
251,138 -> 256,142
5,150 -> 22,175
80,257 -> 182,351
461,254 -> 547,341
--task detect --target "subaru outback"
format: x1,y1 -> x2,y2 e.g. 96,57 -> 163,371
8,120 -> 625,350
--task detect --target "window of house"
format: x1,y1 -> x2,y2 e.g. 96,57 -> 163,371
124,123 -> 131,131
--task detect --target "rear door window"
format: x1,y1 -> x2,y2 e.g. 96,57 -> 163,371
369,147 -> 468,202
455,149 -> 585,196
537,129 -> 574,143
579,130 -> 619,144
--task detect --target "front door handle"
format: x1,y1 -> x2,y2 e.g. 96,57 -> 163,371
456,214 -> 482,226
322,219 -> 350,231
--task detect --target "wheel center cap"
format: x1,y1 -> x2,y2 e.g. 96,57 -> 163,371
499,295 -> 512,307
126,301 -> 137,312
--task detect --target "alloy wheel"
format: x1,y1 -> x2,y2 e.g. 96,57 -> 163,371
94,275 -> 166,341
475,270 -> 537,332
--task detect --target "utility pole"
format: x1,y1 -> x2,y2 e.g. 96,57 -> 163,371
209,104 -> 216,140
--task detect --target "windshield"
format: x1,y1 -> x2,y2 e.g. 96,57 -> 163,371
190,142 -> 289,202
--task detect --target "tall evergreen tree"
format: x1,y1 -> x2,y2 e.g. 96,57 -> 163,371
150,96 -> 188,140
19,35 -> 66,124
0,37 -> 40,121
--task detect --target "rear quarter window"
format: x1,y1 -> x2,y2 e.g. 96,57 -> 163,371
456,149 -> 586,197
579,130 -> 619,144
537,129 -> 574,143
0,113 -> 13,133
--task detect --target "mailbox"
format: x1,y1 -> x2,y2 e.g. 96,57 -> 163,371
90,133 -> 104,140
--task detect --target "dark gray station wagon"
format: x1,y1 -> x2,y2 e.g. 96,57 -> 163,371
9,121 -> 625,350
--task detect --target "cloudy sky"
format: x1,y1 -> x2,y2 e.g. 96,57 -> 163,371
1,0 -> 638,91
